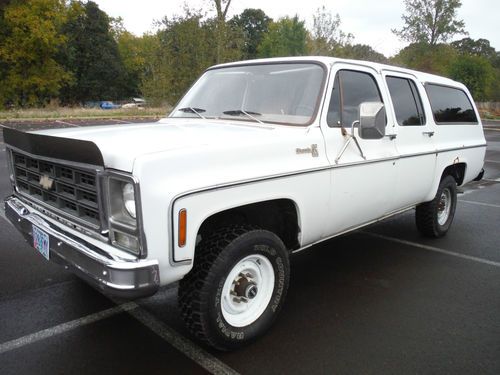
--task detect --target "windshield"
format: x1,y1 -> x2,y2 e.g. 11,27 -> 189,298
170,63 -> 326,126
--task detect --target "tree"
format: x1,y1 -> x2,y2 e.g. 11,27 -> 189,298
210,0 -> 232,63
0,0 -> 71,107
229,8 -> 272,59
451,38 -> 497,61
59,1 -> 128,103
308,6 -> 352,55
393,0 -> 467,45
391,42 -> 457,75
258,16 -> 308,58
339,44 -> 387,63
115,31 -> 147,98
141,10 -> 219,105
448,55 -> 494,100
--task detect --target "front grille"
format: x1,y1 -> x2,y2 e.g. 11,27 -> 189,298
12,151 -> 101,229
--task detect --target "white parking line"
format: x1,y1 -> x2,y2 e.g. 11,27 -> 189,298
0,283 -> 239,374
459,199 -> 500,209
0,302 -> 137,355
485,159 -> 500,164
127,304 -> 240,375
111,119 -> 132,124
55,120 -> 78,127
363,232 -> 500,268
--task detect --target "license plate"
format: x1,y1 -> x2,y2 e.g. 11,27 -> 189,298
32,225 -> 50,260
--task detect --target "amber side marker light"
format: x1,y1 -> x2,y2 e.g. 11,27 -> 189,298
178,209 -> 187,247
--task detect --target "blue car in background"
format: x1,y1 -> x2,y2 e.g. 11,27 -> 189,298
100,101 -> 121,109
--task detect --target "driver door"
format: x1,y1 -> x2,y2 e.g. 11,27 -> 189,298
320,64 -> 399,236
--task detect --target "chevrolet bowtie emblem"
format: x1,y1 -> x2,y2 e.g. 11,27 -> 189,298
39,174 -> 54,190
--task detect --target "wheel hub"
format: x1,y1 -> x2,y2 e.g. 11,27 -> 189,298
437,188 -> 452,225
221,254 -> 275,327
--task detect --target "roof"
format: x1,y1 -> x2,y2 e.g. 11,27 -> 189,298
211,56 -> 464,90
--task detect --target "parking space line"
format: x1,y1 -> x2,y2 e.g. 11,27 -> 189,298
127,303 -> 240,375
55,120 -> 78,127
0,302 -> 137,355
0,281 -> 238,374
363,232 -> 500,268
485,159 -> 500,164
459,199 -> 500,209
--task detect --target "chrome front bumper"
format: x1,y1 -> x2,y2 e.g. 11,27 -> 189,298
4,196 -> 160,298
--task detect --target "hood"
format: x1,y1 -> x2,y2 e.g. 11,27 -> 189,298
32,118 -> 284,171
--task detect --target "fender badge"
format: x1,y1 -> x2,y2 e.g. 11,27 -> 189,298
296,144 -> 319,158
39,174 -> 54,190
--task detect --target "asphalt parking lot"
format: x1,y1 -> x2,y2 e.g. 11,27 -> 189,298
0,119 -> 499,374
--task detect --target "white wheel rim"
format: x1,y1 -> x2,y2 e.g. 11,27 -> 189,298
437,188 -> 452,226
221,254 -> 275,328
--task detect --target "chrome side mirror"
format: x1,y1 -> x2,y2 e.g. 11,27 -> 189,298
358,102 -> 386,140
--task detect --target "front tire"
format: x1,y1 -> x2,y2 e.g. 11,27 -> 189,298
178,225 -> 290,351
416,175 -> 457,238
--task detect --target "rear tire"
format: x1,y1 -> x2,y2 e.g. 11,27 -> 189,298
178,225 -> 290,351
416,175 -> 457,238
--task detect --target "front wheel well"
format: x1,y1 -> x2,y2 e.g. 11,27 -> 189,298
197,199 -> 300,251
441,163 -> 466,186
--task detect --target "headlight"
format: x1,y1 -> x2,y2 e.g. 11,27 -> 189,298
104,172 -> 146,256
122,182 -> 136,219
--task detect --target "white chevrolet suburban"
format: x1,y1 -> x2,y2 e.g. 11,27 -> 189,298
3,57 -> 486,350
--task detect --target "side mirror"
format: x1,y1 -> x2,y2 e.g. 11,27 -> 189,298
358,102 -> 386,140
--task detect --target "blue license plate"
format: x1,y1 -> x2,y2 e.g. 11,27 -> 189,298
32,225 -> 50,260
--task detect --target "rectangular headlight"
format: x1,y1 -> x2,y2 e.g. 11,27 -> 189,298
103,172 -> 146,257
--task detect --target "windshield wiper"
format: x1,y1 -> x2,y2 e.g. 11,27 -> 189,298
222,109 -> 264,124
177,107 -> 206,119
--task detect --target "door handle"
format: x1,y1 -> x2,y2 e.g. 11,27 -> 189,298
422,131 -> 434,137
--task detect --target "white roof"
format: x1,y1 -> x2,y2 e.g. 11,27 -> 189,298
212,56 -> 464,90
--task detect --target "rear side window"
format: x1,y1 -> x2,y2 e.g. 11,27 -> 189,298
328,70 -> 384,127
386,76 -> 425,126
425,84 -> 478,124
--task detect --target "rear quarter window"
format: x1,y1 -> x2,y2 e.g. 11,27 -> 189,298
425,84 -> 478,124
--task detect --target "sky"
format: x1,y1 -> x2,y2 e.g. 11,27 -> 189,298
94,0 -> 499,57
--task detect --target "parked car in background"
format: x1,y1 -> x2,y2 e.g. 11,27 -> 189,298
122,98 -> 146,109
100,101 -> 121,109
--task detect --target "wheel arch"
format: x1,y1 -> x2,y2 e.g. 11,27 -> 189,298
424,160 -> 467,202
172,191 -> 303,263
196,198 -> 302,252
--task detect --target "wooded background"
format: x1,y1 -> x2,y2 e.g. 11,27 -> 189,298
0,0 -> 498,109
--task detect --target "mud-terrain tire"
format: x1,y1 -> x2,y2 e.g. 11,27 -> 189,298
178,225 -> 290,351
416,175 -> 457,238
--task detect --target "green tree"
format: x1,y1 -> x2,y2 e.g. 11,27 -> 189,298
448,55 -> 494,100
393,0 -> 467,45
229,8 -> 272,59
211,0 -> 232,63
116,30 -> 147,98
392,42 -> 457,75
258,16 -> 308,58
339,44 -> 387,63
0,0 -> 71,107
308,6 -> 352,55
451,38 -> 497,63
141,10 -> 222,105
60,1 -> 128,103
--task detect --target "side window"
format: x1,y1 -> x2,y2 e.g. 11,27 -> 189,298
425,84 -> 478,124
327,70 -> 383,127
386,76 -> 426,126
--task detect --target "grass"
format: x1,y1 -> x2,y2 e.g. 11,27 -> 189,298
0,106 -> 170,121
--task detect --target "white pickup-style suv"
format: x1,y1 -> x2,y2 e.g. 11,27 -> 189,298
3,57 -> 486,350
